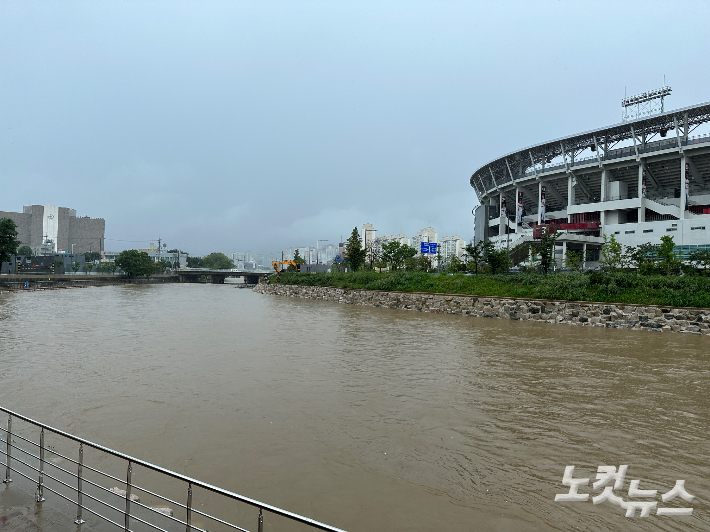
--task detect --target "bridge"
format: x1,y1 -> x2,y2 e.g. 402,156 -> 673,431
177,268 -> 269,284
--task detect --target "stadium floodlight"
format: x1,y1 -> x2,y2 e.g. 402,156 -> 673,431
622,86 -> 672,121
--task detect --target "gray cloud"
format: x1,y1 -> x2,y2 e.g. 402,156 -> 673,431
1,1 -> 708,255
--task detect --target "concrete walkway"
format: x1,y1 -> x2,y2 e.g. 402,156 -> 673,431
0,477 -> 102,532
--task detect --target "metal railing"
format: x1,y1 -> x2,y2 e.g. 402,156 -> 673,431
1,406 -> 346,532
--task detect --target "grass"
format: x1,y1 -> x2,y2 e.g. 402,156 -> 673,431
272,270 -> 710,308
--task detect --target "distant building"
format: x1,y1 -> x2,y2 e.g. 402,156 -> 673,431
411,227 -> 437,255
0,204 -> 104,255
232,251 -> 256,270
440,236 -> 466,260
103,243 -> 186,267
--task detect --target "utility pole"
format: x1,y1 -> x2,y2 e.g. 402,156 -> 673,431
158,238 -> 161,260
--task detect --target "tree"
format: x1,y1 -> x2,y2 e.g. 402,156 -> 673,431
156,258 -> 173,273
292,249 -> 306,264
628,242 -> 659,275
446,255 -> 467,273
116,250 -> 157,277
345,227 -> 366,271
86,263 -> 94,274
600,233 -> 623,272
564,250 -> 583,272
657,235 -> 681,275
464,242 -> 483,274
85,251 -> 101,262
531,229 -> 559,274
487,248 -> 511,274
202,252 -> 234,270
381,241 -> 416,271
365,241 -> 381,270
110,261 -> 118,275
0,218 -> 20,263
689,249 -> 710,273
72,261 -> 81,273
186,256 -> 203,268
17,245 -> 32,256
406,253 -> 433,272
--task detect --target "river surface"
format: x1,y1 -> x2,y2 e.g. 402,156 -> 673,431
0,284 -> 708,531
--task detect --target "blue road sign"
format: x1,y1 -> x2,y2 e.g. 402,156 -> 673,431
420,242 -> 437,254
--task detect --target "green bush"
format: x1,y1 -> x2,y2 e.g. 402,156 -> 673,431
271,270 -> 710,308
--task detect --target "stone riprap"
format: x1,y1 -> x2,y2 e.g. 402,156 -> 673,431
254,283 -> 710,335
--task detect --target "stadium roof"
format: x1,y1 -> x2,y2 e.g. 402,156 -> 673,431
470,100 -> 710,197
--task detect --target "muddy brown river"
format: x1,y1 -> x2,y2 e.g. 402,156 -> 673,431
0,284 -> 708,531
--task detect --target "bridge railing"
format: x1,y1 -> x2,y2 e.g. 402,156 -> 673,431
1,406 -> 346,532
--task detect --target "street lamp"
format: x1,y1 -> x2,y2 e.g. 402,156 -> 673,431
317,239 -> 328,264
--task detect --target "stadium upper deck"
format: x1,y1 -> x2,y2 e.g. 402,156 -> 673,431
471,100 -> 710,265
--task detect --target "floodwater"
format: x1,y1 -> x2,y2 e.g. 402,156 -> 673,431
0,284 -> 708,531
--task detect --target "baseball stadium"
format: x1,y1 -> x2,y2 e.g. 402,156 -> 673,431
471,88 -> 710,267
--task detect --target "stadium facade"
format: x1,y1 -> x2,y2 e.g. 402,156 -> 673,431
471,99 -> 710,266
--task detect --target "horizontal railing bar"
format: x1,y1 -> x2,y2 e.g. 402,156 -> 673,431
121,509 -> 170,532
5,464 -> 37,484
39,482 -> 122,528
188,506 -> 251,532
0,428 -> 40,448
1,450 -> 42,477
77,461 -> 126,485
1,441 -> 40,462
44,444 -> 80,465
129,498 -> 192,528
1,406 -> 347,532
60,494 -> 127,531
63,482 -> 128,516
3,435 -> 239,531
129,483 -> 186,510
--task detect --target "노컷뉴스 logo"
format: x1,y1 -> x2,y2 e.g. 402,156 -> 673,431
554,465 -> 694,517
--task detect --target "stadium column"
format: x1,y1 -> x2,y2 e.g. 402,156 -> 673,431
567,174 -> 575,223
538,181 -> 544,225
638,164 -> 645,223
680,156 -> 687,220
499,193 -> 506,238
515,186 -> 521,233
600,169 -> 608,226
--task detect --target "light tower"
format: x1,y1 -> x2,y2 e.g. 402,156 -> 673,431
622,86 -> 672,121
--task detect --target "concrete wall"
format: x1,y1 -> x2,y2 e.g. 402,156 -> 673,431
0,205 -> 104,254
69,215 -> 105,254
255,283 -> 710,335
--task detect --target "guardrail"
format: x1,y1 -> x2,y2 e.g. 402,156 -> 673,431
0,406 -> 346,532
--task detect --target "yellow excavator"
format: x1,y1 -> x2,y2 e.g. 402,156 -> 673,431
271,260 -> 301,274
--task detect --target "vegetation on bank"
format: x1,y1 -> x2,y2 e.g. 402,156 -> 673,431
271,270 -> 710,308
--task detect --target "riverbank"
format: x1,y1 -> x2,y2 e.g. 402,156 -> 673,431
270,270 -> 710,308
254,282 -> 710,335
0,274 -> 179,293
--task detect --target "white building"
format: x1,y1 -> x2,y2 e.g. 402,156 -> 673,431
411,227 -> 437,255
440,236 -> 466,260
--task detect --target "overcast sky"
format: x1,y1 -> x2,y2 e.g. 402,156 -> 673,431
2,1 -> 709,256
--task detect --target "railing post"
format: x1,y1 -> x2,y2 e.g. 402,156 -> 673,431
185,482 -> 193,532
75,443 -> 85,524
36,427 -> 45,501
3,415 -> 11,483
258,508 -> 264,532
125,461 -> 132,532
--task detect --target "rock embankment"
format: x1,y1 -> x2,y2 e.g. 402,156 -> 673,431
253,283 -> 710,335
